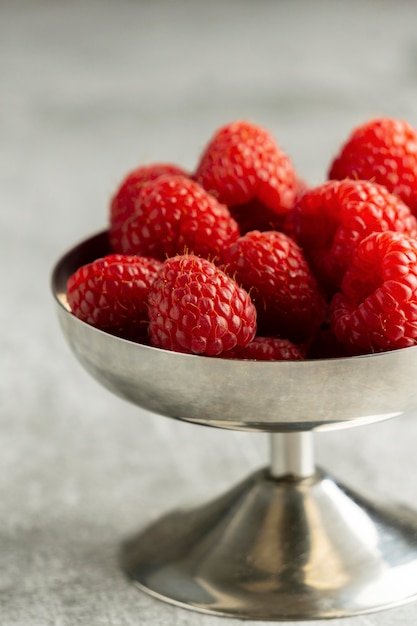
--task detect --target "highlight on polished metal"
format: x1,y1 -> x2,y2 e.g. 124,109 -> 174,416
52,231 -> 417,620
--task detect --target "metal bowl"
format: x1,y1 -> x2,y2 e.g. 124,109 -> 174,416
51,231 -> 417,620
52,230 -> 417,433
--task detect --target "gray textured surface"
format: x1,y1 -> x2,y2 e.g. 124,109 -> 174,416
2,0 -> 417,624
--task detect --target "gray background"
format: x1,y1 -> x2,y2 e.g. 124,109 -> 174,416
2,1 -> 417,624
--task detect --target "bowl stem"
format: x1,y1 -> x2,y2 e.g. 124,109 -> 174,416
269,431 -> 315,479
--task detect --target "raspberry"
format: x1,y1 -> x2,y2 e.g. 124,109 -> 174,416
194,120 -> 298,231
147,255 -> 257,356
220,336 -> 304,361
115,175 -> 240,262
109,163 -> 189,250
222,230 -> 326,342
67,254 -> 162,341
329,231 -> 417,354
292,179 -> 417,291
328,117 -> 417,214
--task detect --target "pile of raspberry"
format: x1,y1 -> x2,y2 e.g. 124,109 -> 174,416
67,117 -> 417,360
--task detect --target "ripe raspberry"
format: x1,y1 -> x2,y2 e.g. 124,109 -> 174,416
222,230 -> 326,343
194,120 -> 298,230
220,337 -> 304,361
115,175 -> 240,263
147,255 -> 257,356
67,254 -> 162,341
292,179 -> 417,291
328,117 -> 417,214
329,231 -> 417,354
109,163 -> 189,250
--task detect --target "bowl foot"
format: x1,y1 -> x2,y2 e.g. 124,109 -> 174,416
121,468 -> 417,620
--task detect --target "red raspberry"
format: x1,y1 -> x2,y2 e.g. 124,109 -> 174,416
220,337 -> 304,361
109,163 -> 189,250
147,255 -> 257,356
328,117 -> 417,214
115,175 -> 240,262
292,179 -> 417,291
67,254 -> 162,341
194,120 -> 298,230
222,230 -> 326,343
329,231 -> 417,354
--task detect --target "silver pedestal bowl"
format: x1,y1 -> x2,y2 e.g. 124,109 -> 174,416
52,231 -> 417,621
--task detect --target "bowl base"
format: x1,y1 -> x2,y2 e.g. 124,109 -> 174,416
121,467 -> 417,620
